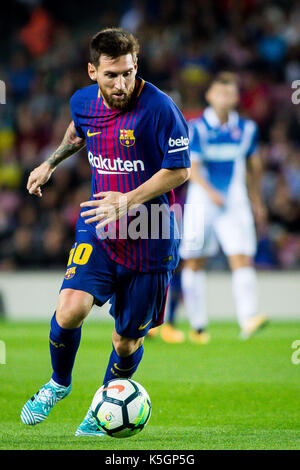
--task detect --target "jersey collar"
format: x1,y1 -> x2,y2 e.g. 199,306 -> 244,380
203,106 -> 239,130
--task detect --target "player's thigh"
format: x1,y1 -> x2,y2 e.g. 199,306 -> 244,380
60,228 -> 116,321
214,204 -> 256,258
180,183 -> 219,260
56,288 -> 94,328
110,270 -> 173,339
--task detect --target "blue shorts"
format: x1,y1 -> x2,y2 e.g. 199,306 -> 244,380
60,221 -> 173,338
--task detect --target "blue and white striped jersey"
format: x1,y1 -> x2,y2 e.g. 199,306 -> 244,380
189,107 -> 258,198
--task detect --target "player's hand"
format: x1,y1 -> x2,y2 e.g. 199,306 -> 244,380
27,161 -> 54,197
208,188 -> 225,207
80,191 -> 130,229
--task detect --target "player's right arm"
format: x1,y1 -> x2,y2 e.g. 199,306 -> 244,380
190,160 -> 224,207
27,120 -> 86,197
189,122 -> 225,209
188,121 -> 224,207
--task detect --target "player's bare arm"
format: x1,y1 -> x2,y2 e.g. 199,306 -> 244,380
190,160 -> 224,207
80,167 -> 190,229
128,167 -> 190,205
246,153 -> 267,225
27,121 -> 85,197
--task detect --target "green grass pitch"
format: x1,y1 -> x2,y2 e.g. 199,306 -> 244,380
0,319 -> 299,450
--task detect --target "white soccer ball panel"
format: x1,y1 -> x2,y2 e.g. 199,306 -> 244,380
97,401 -> 123,431
130,380 -> 150,401
104,379 -> 136,401
91,379 -> 136,412
127,395 -> 145,424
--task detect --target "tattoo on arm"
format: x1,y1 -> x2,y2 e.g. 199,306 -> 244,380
47,121 -> 86,169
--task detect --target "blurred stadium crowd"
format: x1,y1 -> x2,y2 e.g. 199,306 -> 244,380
0,0 -> 300,270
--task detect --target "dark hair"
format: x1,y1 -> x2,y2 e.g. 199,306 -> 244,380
89,27 -> 140,66
208,71 -> 239,88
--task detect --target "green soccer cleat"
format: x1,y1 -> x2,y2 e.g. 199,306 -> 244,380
75,407 -> 106,437
20,379 -> 72,425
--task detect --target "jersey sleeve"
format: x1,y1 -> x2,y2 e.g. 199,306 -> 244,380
246,121 -> 259,158
69,91 -> 85,139
157,98 -> 191,169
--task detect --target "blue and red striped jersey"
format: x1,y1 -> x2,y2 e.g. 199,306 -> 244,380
70,78 -> 190,272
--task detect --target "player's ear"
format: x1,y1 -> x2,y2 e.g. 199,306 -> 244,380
88,62 -> 98,82
133,55 -> 138,71
205,87 -> 212,105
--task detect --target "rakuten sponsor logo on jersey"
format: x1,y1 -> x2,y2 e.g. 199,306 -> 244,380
88,151 -> 145,175
168,136 -> 189,153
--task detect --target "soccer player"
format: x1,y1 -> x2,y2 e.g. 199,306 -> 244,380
20,28 -> 190,436
180,72 -> 267,342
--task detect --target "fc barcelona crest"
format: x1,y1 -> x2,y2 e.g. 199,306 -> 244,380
64,266 -> 76,280
120,129 -> 135,147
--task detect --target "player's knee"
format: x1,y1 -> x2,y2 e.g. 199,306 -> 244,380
112,332 -> 144,357
56,289 -> 93,328
228,255 -> 252,270
184,258 -> 206,271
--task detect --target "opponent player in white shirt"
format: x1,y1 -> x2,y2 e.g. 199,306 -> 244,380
180,72 -> 268,342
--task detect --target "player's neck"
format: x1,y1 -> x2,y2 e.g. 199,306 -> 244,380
213,108 -> 230,125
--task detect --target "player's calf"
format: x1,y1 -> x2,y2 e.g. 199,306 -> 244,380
112,330 -> 144,357
103,332 -> 144,384
49,290 -> 94,387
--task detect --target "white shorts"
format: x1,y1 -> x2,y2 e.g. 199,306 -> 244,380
179,183 -> 257,259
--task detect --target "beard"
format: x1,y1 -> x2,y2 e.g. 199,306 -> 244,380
100,82 -> 136,111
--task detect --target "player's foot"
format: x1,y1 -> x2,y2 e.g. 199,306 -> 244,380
160,323 -> 185,343
146,327 -> 159,338
189,329 -> 210,345
75,406 -> 105,437
20,379 -> 72,425
240,314 -> 269,339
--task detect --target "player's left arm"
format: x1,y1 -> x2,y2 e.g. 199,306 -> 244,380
246,152 -> 267,226
80,167 -> 190,229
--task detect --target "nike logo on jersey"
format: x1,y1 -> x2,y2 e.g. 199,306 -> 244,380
87,129 -> 102,137
138,319 -> 152,330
